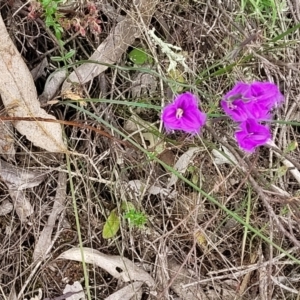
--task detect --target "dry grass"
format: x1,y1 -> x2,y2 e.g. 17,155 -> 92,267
1,0 -> 300,299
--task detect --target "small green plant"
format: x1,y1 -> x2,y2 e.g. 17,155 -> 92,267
240,0 -> 287,29
124,209 -> 147,228
28,1 -> 73,62
128,48 -> 152,65
38,0 -> 64,42
45,1 -> 64,40
102,203 -> 147,239
28,1 -> 101,62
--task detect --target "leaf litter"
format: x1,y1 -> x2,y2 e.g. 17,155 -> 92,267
1,0 -> 300,299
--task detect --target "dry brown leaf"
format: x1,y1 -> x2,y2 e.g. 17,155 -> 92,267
61,90 -> 87,107
31,57 -> 48,81
105,282 -> 143,300
58,247 -> 155,288
33,172 -> 67,261
9,189 -> 33,221
127,179 -> 169,198
0,15 -> 66,152
0,199 -> 13,216
0,159 -> 47,190
39,69 -> 68,104
63,281 -> 85,300
0,159 -> 48,220
0,119 -> 15,159
167,147 -> 201,188
131,73 -> 157,98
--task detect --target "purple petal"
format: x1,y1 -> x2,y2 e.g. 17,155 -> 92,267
223,82 -> 252,102
180,109 -> 206,133
250,82 -> 284,109
243,101 -> 271,121
235,119 -> 271,152
221,99 -> 250,122
162,105 -> 177,129
162,92 -> 206,133
173,92 -> 199,110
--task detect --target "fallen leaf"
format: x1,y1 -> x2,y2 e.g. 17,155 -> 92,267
131,73 -> 157,98
9,189 -> 33,221
158,149 -> 176,168
124,113 -> 164,153
0,15 -> 66,152
212,146 -> 238,165
127,179 -> 175,199
195,231 -> 208,249
63,281 -> 85,300
33,172 -> 67,261
168,68 -> 186,92
0,159 -> 47,190
0,159 -> 48,221
39,69 -> 68,104
0,118 -> 15,159
31,57 -> 48,81
58,247 -> 155,288
102,209 -> 120,239
0,199 -> 13,216
167,147 -> 201,188
105,282 -> 143,300
61,91 -> 87,107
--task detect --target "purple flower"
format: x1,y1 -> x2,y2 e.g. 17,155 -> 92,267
162,92 -> 206,134
235,119 -> 271,153
221,99 -> 270,122
221,81 -> 283,122
249,82 -> 284,109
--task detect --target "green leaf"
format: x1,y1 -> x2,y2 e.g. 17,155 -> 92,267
102,209 -> 120,239
42,0 -> 52,7
128,48 -> 150,65
64,49 -> 76,60
50,56 -> 65,62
